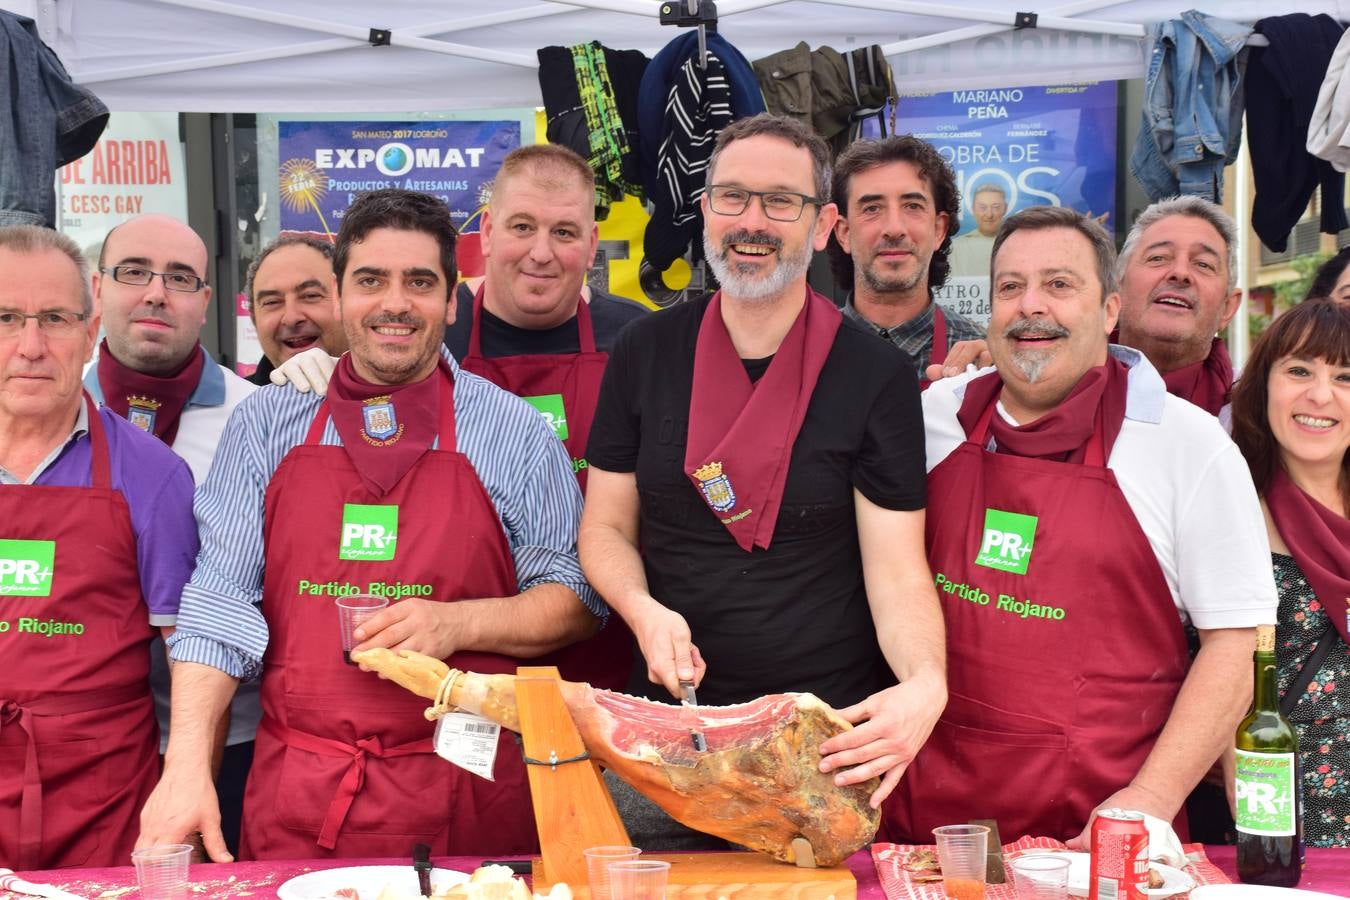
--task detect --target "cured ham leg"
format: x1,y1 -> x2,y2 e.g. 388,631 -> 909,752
352,648 -> 880,866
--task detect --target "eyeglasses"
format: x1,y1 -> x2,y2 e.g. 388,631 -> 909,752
0,309 -> 90,338
706,185 -> 824,222
101,265 -> 205,293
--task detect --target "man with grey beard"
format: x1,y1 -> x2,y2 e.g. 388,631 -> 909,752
580,114 -> 947,847
892,206 -> 1276,845
828,136 -> 984,384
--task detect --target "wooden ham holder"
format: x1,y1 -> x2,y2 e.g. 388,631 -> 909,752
516,667 -> 857,900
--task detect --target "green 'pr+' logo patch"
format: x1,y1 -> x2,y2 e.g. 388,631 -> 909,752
523,393 -> 569,441
974,508 -> 1037,575
339,504 -> 398,561
0,539 -> 56,596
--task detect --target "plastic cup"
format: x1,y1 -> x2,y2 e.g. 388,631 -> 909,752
584,846 -> 642,900
607,859 -> 670,900
932,824 -> 989,900
335,594 -> 388,664
130,843 -> 191,900
1010,854 -> 1071,900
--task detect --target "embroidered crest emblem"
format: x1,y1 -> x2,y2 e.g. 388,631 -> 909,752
693,461 -> 736,513
361,396 -> 403,446
126,395 -> 161,433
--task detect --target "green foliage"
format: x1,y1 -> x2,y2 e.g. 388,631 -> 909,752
1251,252 -> 1333,342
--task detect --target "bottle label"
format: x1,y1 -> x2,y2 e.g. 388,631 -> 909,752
1235,749 -> 1297,836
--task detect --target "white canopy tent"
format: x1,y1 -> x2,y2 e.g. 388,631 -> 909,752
10,0 -> 1350,360
21,0 -> 1349,111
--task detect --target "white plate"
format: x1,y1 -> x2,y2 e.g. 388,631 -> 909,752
1190,885 -> 1348,899
277,865 -> 470,900
1031,851 -> 1194,899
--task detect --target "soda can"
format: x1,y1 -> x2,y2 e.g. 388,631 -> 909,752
1088,808 -> 1149,900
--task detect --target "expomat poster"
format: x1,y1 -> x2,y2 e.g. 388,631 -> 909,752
276,120 -> 521,276
870,82 -> 1118,326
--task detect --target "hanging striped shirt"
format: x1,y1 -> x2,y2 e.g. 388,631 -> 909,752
167,349 -> 603,681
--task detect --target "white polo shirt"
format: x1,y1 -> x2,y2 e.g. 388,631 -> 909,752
923,345 -> 1278,631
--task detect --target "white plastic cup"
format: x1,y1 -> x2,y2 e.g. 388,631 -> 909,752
335,594 -> 388,664
607,859 -> 670,900
130,843 -> 191,900
1010,854 -> 1071,900
932,824 -> 989,899
584,846 -> 642,900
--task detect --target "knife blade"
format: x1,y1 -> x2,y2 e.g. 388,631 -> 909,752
679,680 -> 707,752
413,843 -> 433,898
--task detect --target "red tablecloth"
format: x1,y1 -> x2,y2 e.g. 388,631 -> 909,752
1,847 -> 1347,899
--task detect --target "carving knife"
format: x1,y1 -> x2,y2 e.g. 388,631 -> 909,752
413,843 -> 433,898
680,680 -> 707,752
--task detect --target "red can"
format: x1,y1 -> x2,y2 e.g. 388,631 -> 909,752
1088,808 -> 1149,900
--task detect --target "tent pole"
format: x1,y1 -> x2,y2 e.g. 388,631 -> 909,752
1233,122 -> 1253,368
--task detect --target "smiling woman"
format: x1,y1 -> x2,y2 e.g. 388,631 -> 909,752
1230,299 -> 1350,848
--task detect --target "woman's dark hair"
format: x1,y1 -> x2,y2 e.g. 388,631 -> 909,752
1307,246 -> 1350,301
1230,299 -> 1350,511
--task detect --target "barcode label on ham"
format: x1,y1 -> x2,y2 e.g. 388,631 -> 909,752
434,711 -> 499,780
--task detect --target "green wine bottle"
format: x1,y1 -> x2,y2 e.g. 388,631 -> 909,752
1235,624 -> 1301,887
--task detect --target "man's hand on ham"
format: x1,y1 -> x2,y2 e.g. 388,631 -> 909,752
817,678 -> 944,808
353,599 -> 466,659
269,346 -> 338,395
136,764 -> 232,863
924,339 -> 991,382
627,595 -> 706,699
1066,782 -> 1176,850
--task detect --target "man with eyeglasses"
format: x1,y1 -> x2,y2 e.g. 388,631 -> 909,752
243,235 -> 347,387
0,224 -> 197,869
83,213 -> 258,858
579,113 -> 946,847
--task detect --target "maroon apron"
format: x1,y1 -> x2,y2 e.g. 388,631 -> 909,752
883,391 -> 1189,842
460,288 -> 633,691
0,396 -> 159,869
239,373 -> 538,859
917,304 -> 948,392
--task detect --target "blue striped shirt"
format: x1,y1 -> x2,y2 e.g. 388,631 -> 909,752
167,349 -> 602,681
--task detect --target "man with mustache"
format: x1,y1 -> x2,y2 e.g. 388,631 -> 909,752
891,206 -> 1276,845
580,114 -> 946,845
928,197 -> 1243,419
136,188 -> 602,860
828,136 -> 985,385
84,212 -> 259,856
244,235 -> 347,387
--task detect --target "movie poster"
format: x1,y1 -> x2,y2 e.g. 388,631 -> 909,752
872,82 -> 1118,327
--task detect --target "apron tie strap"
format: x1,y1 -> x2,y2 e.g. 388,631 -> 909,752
259,718 -> 434,850
1,700 -> 44,871
1,684 -> 149,869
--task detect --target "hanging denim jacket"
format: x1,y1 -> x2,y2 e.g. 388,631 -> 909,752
1130,11 -> 1252,204
0,10 -> 107,227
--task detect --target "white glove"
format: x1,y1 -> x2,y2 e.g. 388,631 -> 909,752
270,347 -> 338,395
1142,812 -> 1187,867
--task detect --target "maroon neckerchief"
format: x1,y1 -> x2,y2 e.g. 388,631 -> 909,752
327,354 -> 444,498
957,356 -> 1131,464
1161,337 -> 1234,416
1265,466 -> 1350,645
96,338 -> 205,446
684,288 -> 841,552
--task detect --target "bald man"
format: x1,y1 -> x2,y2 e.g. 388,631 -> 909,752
83,213 -> 258,856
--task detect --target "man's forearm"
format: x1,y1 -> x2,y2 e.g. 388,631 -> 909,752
876,569 -> 947,693
163,661 -> 241,773
1127,627 -> 1255,818
453,583 -> 599,657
